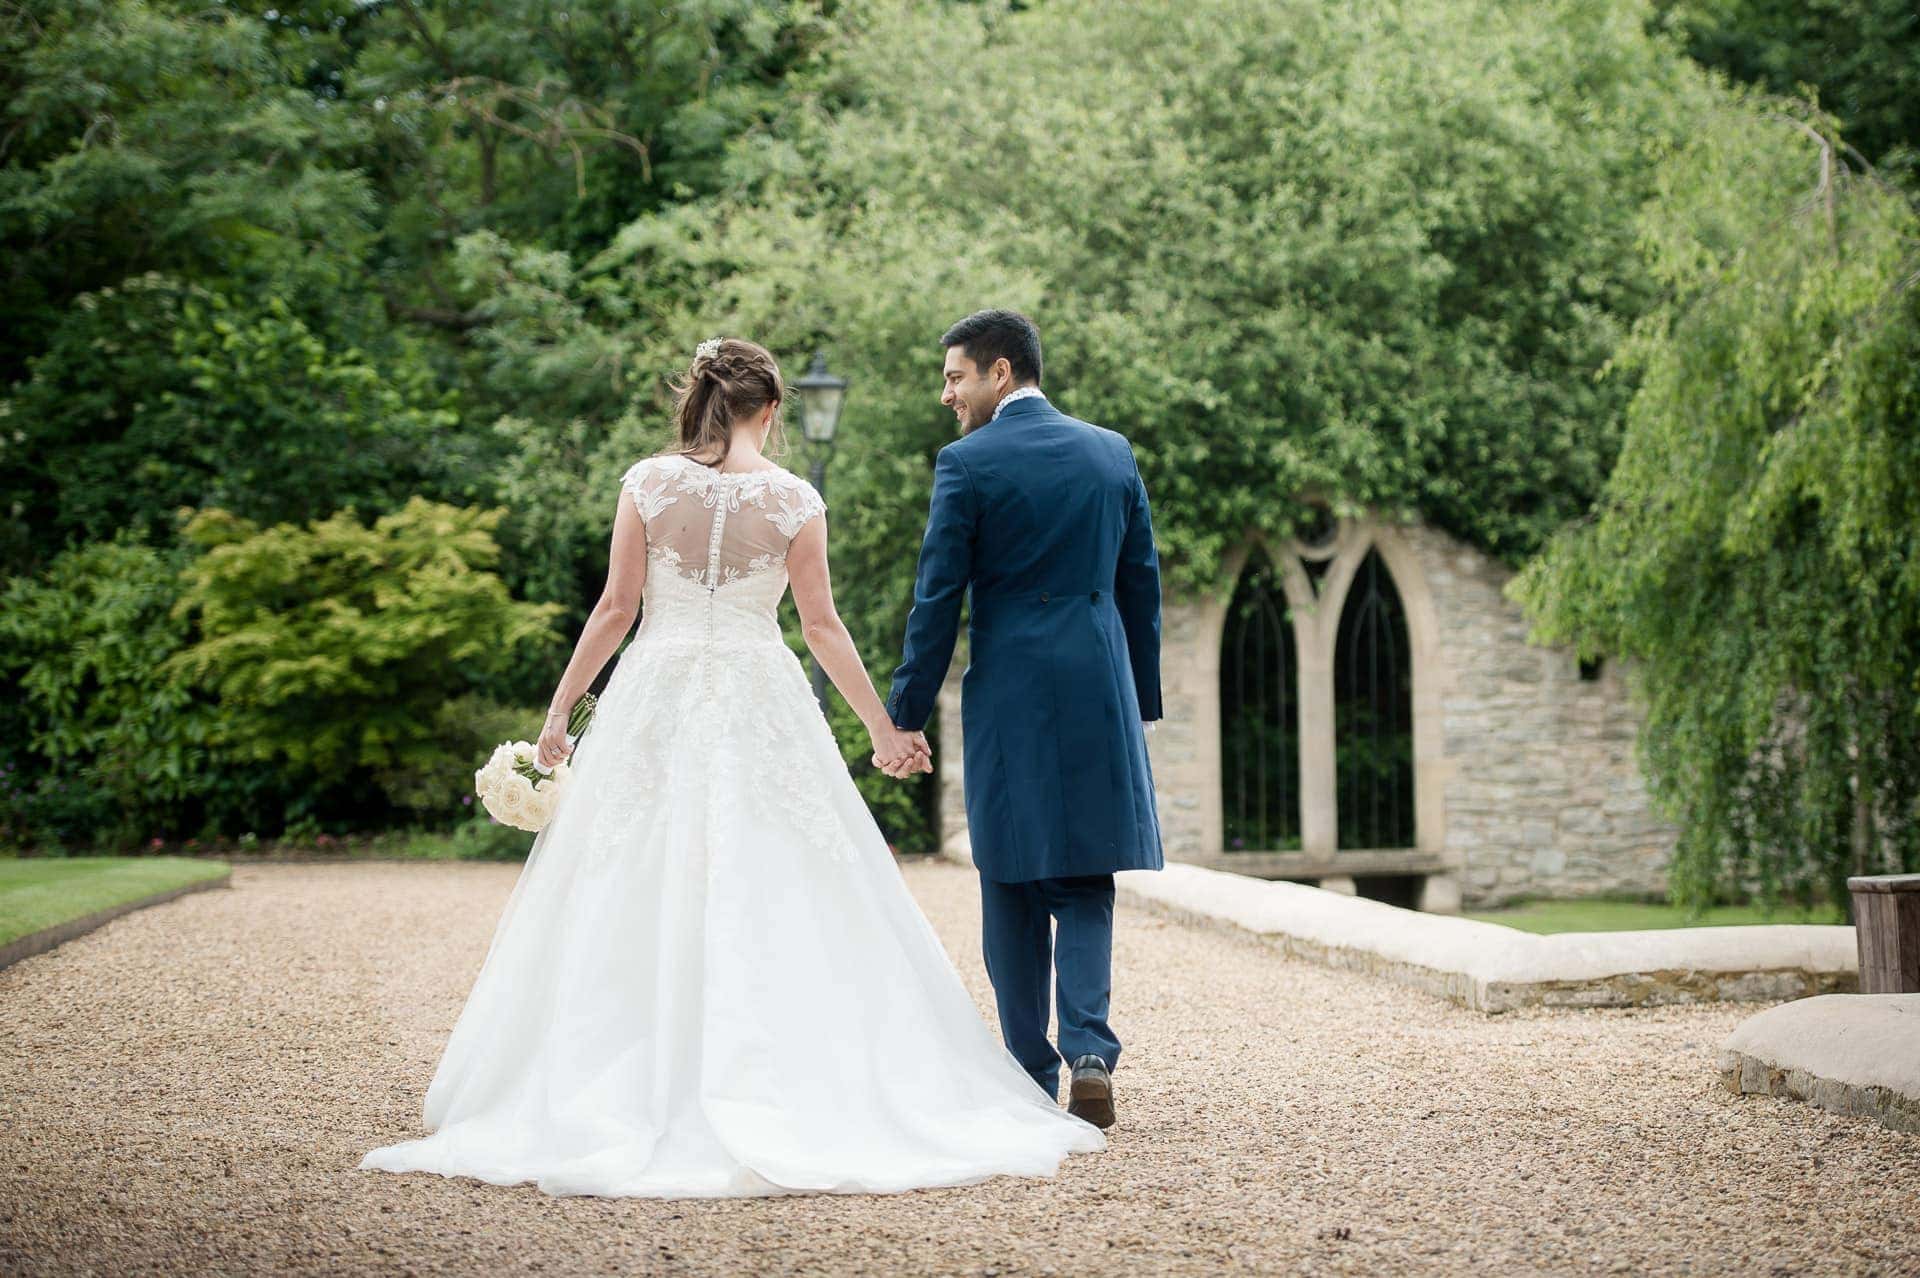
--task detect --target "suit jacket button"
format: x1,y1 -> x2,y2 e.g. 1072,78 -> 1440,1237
1091,589 -> 1101,601
1040,592 -> 1050,603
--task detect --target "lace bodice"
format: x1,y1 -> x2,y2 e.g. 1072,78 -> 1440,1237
621,454 -> 827,628
604,451 -> 839,860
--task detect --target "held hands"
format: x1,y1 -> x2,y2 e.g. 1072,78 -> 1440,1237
870,722 -> 933,779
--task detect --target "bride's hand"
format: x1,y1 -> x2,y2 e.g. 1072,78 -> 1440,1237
535,716 -> 574,771
869,723 -> 932,777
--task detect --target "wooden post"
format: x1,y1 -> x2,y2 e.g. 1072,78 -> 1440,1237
1847,874 -> 1920,994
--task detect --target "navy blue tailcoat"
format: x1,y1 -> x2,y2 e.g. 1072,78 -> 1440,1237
885,393 -> 1165,883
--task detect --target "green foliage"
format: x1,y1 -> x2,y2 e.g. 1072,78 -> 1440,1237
417,812 -> 538,861
0,277 -> 462,571
0,535 -> 218,849
0,0 -> 828,578
1511,102 -> 1920,910
14,0 -> 1911,877
0,0 -> 844,844
331,0 -> 830,298
0,0 -> 381,382
164,499 -> 565,798
1656,0 -> 1920,174
372,693 -> 541,818
598,0 -> 1712,605
545,0 -> 1731,849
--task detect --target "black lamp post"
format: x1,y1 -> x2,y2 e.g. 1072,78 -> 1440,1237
793,350 -> 848,712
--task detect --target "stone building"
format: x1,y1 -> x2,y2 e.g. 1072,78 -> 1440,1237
934,508 -> 1680,912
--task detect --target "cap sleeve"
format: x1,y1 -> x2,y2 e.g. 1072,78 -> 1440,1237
620,457 -> 679,521
619,458 -> 649,506
769,474 -> 827,538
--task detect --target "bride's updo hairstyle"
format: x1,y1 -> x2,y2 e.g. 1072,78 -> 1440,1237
668,337 -> 788,463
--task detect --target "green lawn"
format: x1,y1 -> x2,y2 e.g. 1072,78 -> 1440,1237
1465,897 -> 1845,934
0,857 -> 230,948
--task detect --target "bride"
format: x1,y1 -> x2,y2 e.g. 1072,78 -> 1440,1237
359,337 -> 1105,1198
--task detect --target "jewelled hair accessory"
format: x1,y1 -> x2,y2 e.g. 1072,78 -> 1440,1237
695,338 -> 722,361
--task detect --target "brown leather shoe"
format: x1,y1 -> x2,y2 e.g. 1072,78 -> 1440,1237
1066,1054 -> 1115,1129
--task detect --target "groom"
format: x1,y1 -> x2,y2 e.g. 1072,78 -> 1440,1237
880,308 -> 1164,1130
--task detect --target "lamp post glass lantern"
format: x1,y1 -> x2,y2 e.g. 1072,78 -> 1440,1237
795,351 -> 848,446
794,351 -> 848,711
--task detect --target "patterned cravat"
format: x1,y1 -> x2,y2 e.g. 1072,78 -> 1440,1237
990,385 -> 1048,422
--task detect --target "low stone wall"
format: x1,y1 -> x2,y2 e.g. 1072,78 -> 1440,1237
1115,862 -> 1856,1013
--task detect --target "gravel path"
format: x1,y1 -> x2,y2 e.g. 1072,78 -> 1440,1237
3,860 -> 1916,1276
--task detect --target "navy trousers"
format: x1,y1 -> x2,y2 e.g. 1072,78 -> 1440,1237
977,871 -> 1121,1099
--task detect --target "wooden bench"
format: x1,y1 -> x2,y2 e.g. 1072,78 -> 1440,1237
1847,874 -> 1920,994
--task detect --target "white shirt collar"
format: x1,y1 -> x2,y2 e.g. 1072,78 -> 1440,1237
990,385 -> 1048,422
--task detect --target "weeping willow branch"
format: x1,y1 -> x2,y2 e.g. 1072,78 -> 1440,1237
1767,112 -> 1840,253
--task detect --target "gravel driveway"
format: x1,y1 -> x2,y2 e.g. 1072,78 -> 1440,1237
3,860 -> 1916,1276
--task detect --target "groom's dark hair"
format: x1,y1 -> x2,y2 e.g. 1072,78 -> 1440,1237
942,309 -> 1043,386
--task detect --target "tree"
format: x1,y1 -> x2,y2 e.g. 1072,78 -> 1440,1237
523,0 -> 1736,852
1655,0 -> 1920,174
0,1 -> 833,844
594,0 -> 1724,595
163,499 -> 565,811
0,534 -> 219,848
1,0 -> 828,579
1,276 -> 461,571
1511,102 -> 1920,910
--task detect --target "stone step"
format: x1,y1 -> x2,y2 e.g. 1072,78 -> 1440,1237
1719,994 -> 1920,1135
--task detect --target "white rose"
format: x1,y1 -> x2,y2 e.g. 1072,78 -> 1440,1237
479,774 -> 525,828
477,785 -> 508,824
499,776 -> 535,816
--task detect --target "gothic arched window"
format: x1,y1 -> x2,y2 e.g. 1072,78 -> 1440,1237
1334,549 -> 1415,849
1219,551 -> 1300,851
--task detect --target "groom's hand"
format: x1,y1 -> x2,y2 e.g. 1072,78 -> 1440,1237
871,728 -> 932,778
879,737 -> 932,778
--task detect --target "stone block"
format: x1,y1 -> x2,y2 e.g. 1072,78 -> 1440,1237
1418,874 -> 1463,915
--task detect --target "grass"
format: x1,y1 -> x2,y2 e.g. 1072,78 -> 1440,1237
1465,896 -> 1845,934
71,818 -> 537,864
0,857 -> 231,948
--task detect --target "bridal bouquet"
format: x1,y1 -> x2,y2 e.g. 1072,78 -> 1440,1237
473,694 -> 597,832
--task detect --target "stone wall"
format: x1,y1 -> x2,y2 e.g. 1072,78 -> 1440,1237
1128,596 -> 1213,865
932,515 -> 1681,908
1406,523 -> 1677,905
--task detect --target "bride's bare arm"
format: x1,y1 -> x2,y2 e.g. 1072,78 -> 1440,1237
536,492 -> 648,768
787,514 -> 932,773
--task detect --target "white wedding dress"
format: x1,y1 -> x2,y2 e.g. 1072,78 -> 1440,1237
359,452 -> 1104,1198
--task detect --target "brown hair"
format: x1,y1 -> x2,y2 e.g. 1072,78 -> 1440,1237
665,337 -> 788,464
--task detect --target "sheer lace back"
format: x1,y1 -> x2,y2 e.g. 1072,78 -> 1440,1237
621,454 -> 826,621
